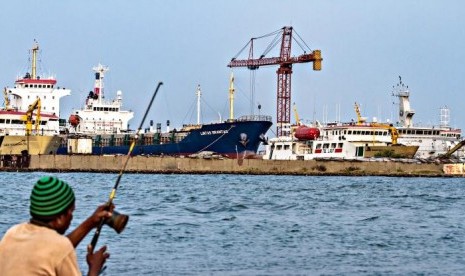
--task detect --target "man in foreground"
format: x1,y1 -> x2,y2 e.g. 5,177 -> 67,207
0,176 -> 113,276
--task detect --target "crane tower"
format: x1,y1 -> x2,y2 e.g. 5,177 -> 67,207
228,26 -> 322,136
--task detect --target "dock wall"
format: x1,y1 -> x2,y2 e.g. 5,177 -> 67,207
25,155 -> 447,176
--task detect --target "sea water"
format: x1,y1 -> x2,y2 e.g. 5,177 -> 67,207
1,172 -> 464,275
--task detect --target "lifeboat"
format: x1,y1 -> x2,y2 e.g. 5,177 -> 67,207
69,114 -> 80,127
294,126 -> 320,140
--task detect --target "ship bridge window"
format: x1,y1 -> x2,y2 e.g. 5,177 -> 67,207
284,145 -> 290,150
316,144 -> 322,149
331,143 -> 336,148
0,119 -> 4,123
348,130 -> 352,135
12,119 -> 22,124
338,143 -> 343,148
276,145 -> 282,150
323,143 -> 329,149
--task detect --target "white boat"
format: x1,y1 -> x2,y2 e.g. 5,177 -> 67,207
264,76 -> 463,161
0,42 -> 67,155
263,123 -> 419,161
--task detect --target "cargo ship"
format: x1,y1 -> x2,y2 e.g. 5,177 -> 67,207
0,42 -> 66,155
58,67 -> 272,158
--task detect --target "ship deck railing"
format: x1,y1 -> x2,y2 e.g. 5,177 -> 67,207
231,115 -> 272,123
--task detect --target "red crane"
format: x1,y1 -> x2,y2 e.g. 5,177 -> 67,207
228,26 -> 322,137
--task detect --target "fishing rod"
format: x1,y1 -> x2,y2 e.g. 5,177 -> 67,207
90,81 -> 163,249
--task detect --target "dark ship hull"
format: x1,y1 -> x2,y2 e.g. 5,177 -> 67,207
58,115 -> 272,158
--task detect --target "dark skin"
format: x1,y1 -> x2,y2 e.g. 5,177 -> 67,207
45,203 -> 113,276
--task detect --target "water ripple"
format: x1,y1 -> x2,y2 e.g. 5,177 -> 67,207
1,173 -> 465,275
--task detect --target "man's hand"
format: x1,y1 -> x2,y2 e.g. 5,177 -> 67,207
87,244 -> 110,276
89,203 -> 114,228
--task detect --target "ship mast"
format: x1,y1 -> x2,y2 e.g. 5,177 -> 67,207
196,84 -> 201,124
393,76 -> 415,127
31,42 -> 39,79
93,64 -> 109,104
229,72 -> 235,120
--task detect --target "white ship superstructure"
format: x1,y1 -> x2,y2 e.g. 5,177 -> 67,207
68,64 -> 134,134
392,77 -> 463,159
263,123 -> 419,160
2,42 -> 70,136
0,42 -> 65,154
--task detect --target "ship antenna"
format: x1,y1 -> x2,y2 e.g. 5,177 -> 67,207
196,84 -> 201,124
89,82 -> 163,250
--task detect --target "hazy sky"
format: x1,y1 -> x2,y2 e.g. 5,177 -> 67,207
2,1 -> 465,136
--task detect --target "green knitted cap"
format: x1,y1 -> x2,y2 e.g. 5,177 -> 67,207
30,176 -> 75,219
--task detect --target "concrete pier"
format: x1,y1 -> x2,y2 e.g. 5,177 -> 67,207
11,155 -> 450,176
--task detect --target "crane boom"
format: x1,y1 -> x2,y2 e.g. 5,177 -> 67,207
228,51 -> 322,69
227,26 -> 322,137
3,87 -> 12,110
293,102 -> 301,126
354,102 -> 366,125
370,122 -> 399,145
439,140 -> 465,159
24,98 -> 41,136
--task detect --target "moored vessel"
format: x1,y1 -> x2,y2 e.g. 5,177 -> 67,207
391,77 -> 463,159
58,70 -> 272,158
265,76 -> 464,161
0,42 -> 66,155
263,123 -> 419,161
